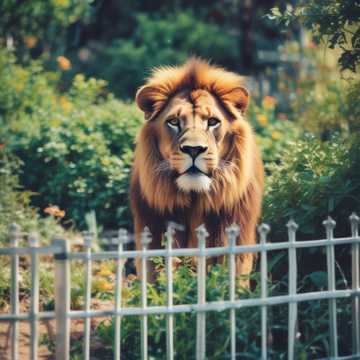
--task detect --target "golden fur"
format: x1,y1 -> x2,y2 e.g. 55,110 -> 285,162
130,58 -> 264,278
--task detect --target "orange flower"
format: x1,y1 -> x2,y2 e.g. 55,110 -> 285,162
262,96 -> 277,109
257,114 -> 268,127
44,205 -> 65,218
59,96 -> 73,112
57,56 -> 71,71
24,36 -> 38,49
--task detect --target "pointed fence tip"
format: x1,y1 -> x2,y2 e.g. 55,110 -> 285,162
9,223 -> 21,233
226,223 -> 240,235
349,212 -> 360,224
28,232 -> 39,247
195,224 -> 209,235
167,221 -> 185,232
140,226 -> 152,246
322,216 -> 336,229
286,219 -> 298,232
257,223 -> 271,236
117,228 -> 128,244
82,231 -> 94,247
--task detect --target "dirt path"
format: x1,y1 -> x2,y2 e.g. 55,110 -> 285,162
0,300 -> 114,359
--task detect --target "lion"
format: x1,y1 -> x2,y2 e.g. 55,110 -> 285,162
130,58 -> 264,282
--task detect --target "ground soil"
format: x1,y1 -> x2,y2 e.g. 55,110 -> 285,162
0,300 -> 114,359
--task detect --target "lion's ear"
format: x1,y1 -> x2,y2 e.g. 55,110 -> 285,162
221,86 -> 249,116
135,85 -> 164,120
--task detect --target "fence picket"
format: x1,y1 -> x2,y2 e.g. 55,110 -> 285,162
140,227 -> 152,360
83,231 -> 93,360
226,224 -> 240,360
53,236 -> 70,360
9,223 -> 20,360
287,219 -> 298,360
114,229 -> 127,360
258,223 -> 270,360
165,224 -> 175,360
350,213 -> 360,355
29,232 -> 39,360
323,216 -> 338,358
196,225 -> 208,360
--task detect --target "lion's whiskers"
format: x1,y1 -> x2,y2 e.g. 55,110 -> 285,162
153,160 -> 172,174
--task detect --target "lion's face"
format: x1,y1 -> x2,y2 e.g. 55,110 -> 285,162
152,89 -> 232,192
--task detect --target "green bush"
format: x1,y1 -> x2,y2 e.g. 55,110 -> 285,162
263,133 -> 360,241
1,50 -> 142,229
90,262 -> 351,359
247,96 -> 302,164
0,150 -> 63,246
81,12 -> 240,99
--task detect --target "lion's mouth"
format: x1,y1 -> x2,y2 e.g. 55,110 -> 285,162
181,165 -> 211,177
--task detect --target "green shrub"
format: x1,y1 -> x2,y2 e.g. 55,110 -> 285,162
0,150 -> 63,245
263,133 -> 360,241
90,262 -> 351,359
1,50 -> 142,229
81,12 -> 240,99
248,96 -> 302,164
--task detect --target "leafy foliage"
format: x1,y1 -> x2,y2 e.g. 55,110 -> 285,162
90,262 -> 351,359
0,0 -> 93,52
263,133 -> 360,241
268,1 -> 360,72
0,150 -> 64,245
81,12 -> 239,98
0,50 -> 142,229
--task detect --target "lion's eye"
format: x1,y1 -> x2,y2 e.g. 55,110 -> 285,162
208,117 -> 220,127
166,117 -> 180,129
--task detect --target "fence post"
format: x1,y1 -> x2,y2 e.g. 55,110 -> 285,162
114,228 -> 126,360
258,223 -> 270,360
350,213 -> 360,355
165,224 -> 175,360
226,223 -> 240,360
323,216 -> 338,358
287,219 -> 298,360
29,232 -> 40,360
196,224 -> 208,360
83,231 -> 93,360
53,235 -> 70,360
140,227 -> 152,360
9,223 -> 20,360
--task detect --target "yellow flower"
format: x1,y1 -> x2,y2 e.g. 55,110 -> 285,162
57,56 -> 71,71
262,96 -> 277,109
257,114 -> 268,127
93,279 -> 113,292
44,205 -> 65,218
24,36 -> 38,49
101,158 -> 111,166
98,263 -> 113,277
53,0 -> 70,7
59,96 -> 73,112
14,83 -> 24,93
271,131 -> 282,140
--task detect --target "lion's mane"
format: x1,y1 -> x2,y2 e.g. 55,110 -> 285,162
130,59 -> 264,261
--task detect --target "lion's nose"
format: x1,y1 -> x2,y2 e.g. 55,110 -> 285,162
180,145 -> 208,159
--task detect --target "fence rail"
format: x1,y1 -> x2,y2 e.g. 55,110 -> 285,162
0,214 -> 359,360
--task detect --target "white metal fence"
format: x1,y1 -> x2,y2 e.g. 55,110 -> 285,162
0,214 -> 359,360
